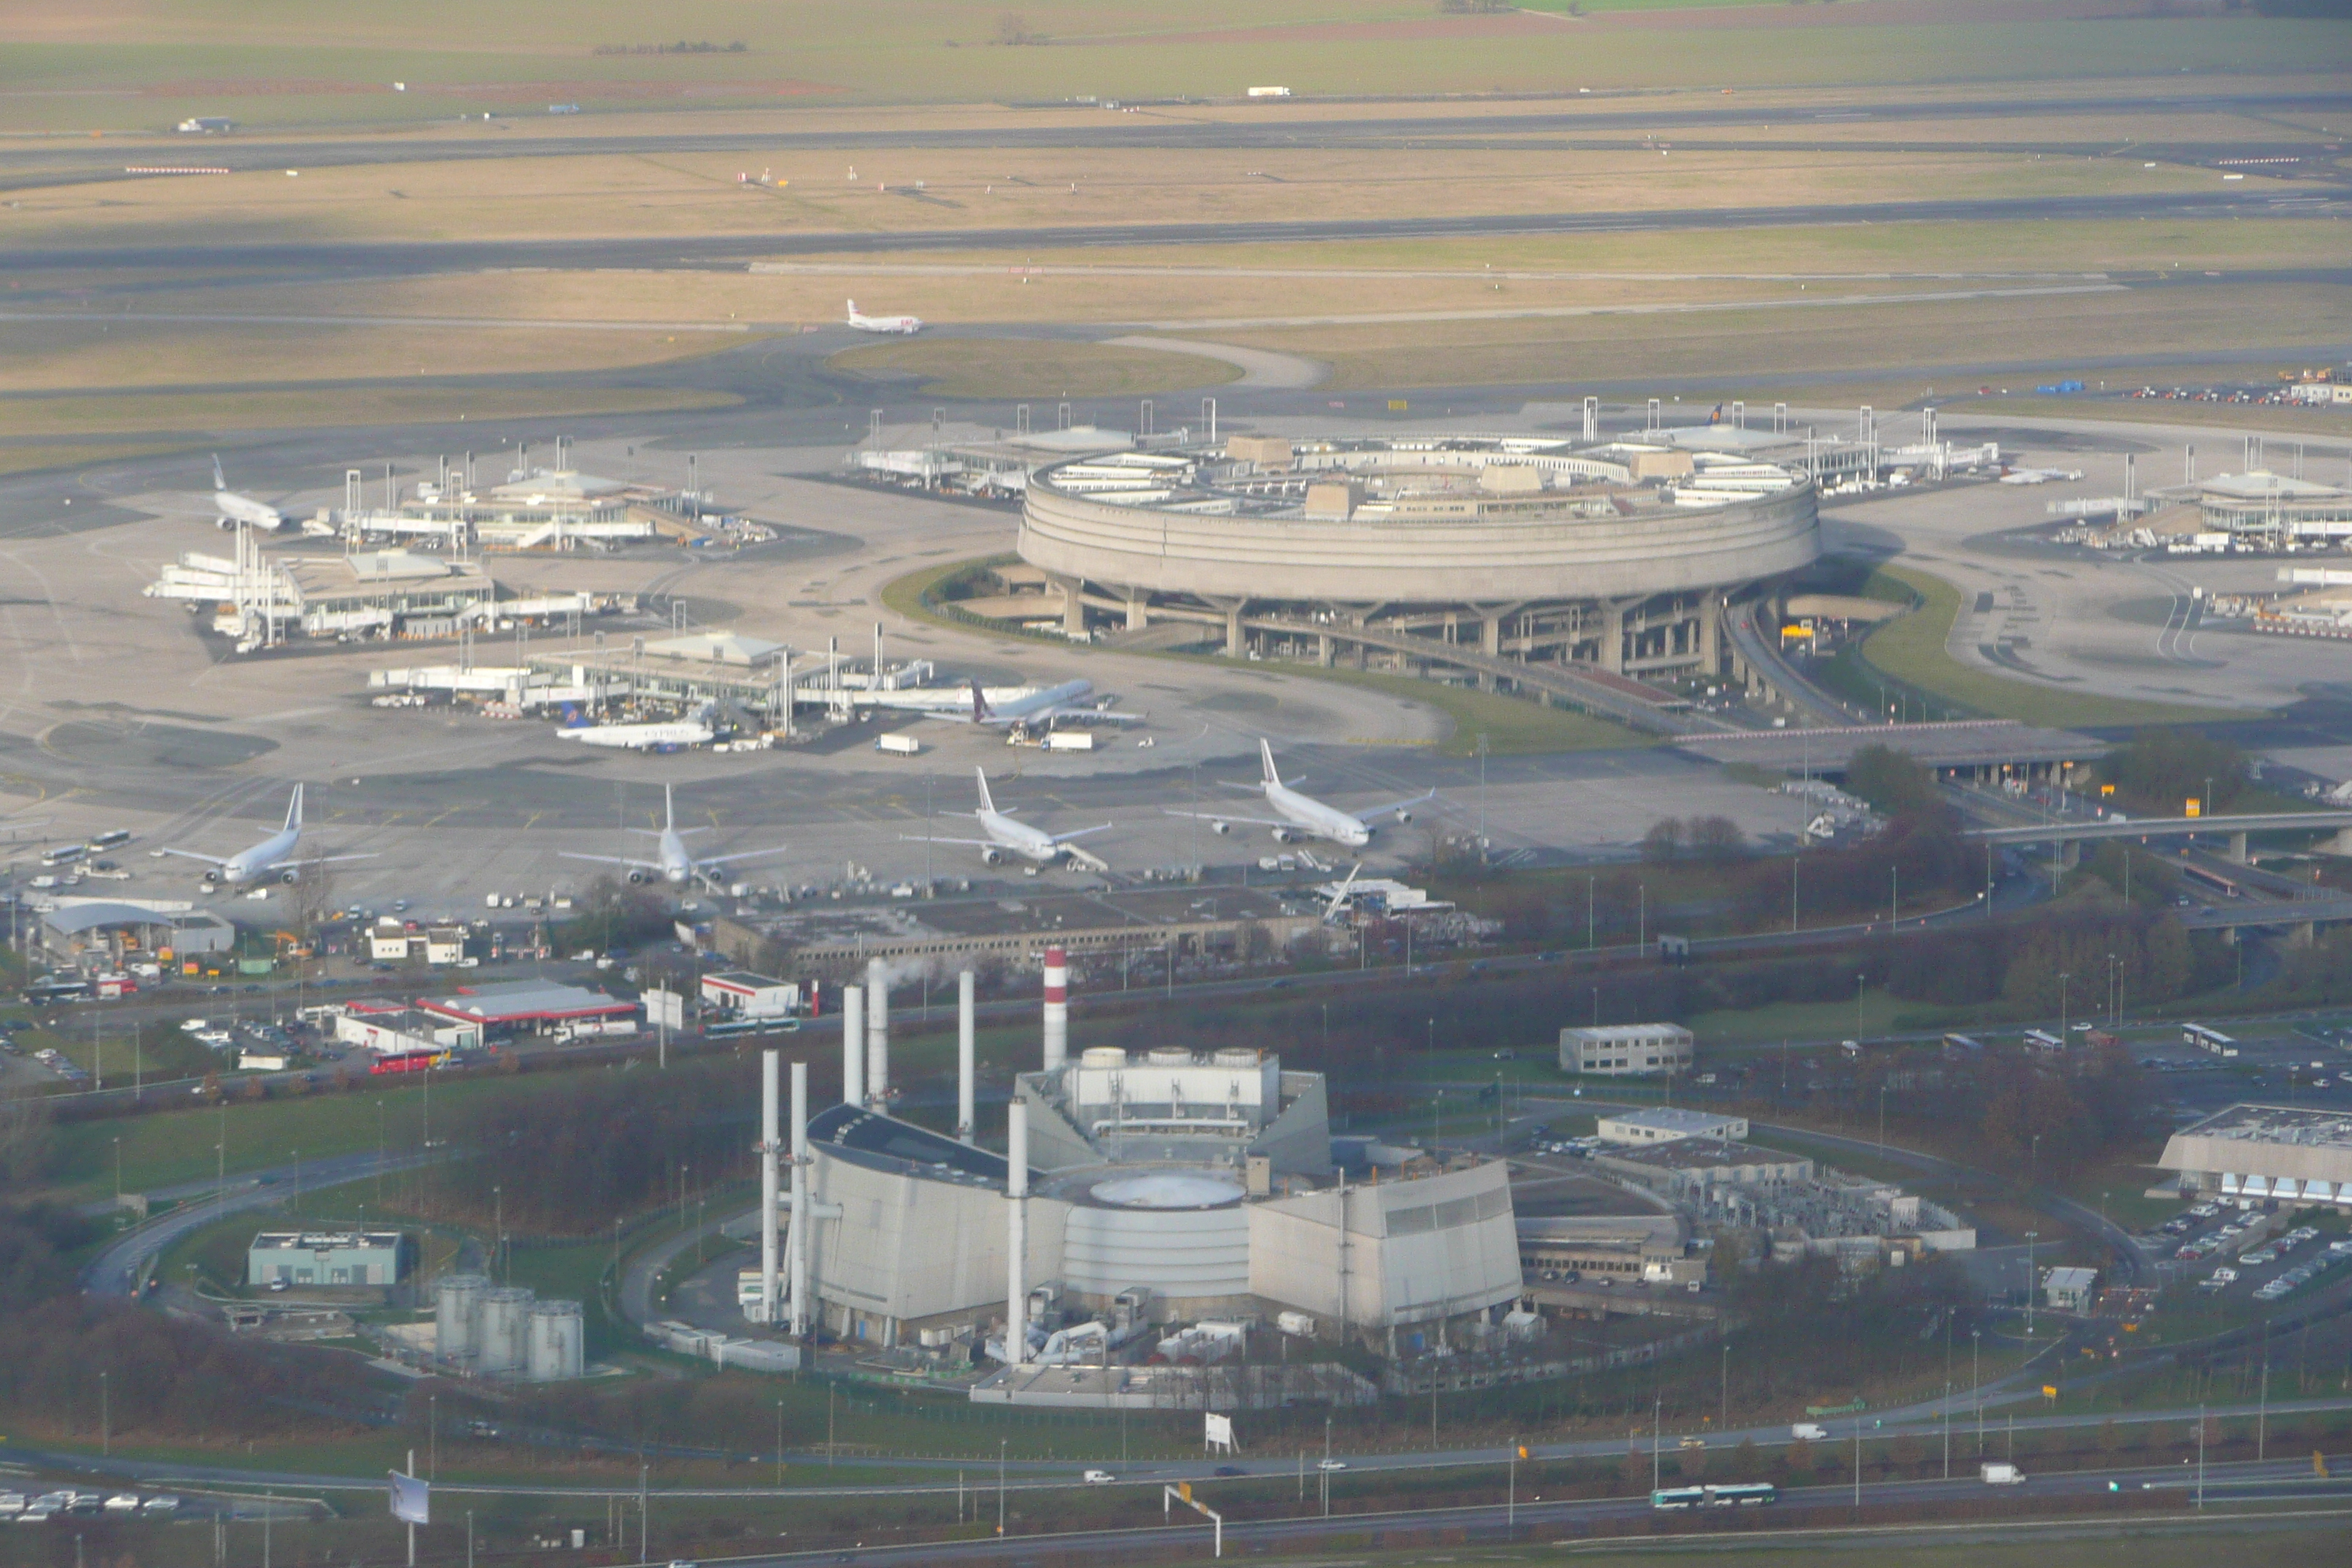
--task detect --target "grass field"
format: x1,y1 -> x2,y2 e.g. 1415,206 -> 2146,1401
1858,564 -> 2242,728
0,317 -> 755,394
1,7 -> 2340,125
2,143 -> 2236,253
1224,280 -> 2352,393
830,336 -> 1240,396
0,384 -> 737,437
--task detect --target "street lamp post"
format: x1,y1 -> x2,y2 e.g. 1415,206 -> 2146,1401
2024,1230 -> 2040,1341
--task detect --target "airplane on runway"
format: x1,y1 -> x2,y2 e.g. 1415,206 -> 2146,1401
557,709 -> 718,751
560,784 -> 786,887
846,299 -> 923,335
1166,739 -> 1433,849
903,768 -> 1111,870
158,785 -> 375,886
957,678 -> 1145,729
210,455 -> 291,532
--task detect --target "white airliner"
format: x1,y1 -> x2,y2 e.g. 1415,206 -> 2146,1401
1166,739 -> 1433,848
953,677 -> 1145,728
557,712 -> 717,751
159,784 -> 375,886
210,455 -> 290,532
560,784 -> 786,887
903,768 -> 1111,870
846,299 -> 923,335
1997,467 -> 2086,486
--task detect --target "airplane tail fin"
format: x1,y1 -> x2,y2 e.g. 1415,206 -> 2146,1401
846,298 -> 859,320
970,676 -> 992,722
284,783 -> 304,832
212,453 -> 227,492
1259,737 -> 1280,789
974,766 -> 997,816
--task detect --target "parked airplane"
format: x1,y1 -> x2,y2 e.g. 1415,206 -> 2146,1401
956,678 -> 1144,728
903,768 -> 1111,870
557,709 -> 717,750
158,784 -> 374,885
846,298 -> 923,335
1997,467 -> 2085,486
560,784 -> 785,887
1166,739 -> 1433,848
210,455 -> 290,532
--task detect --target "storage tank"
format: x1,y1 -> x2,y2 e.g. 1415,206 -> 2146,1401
1146,1047 -> 1194,1066
526,1299 -> 584,1382
434,1273 -> 490,1368
475,1286 -> 534,1375
1211,1047 -> 1260,1067
1079,1047 -> 1127,1068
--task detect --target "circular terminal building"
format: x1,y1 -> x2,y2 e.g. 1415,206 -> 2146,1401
1017,434 -> 1819,693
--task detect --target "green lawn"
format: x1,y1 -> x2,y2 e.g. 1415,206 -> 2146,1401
1858,563 -> 2242,728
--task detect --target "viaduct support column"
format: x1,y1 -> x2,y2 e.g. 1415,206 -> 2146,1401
2227,832 -> 2250,865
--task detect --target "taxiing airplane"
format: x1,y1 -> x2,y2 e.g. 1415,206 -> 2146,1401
1166,739 -> 1433,849
560,784 -> 786,887
210,455 -> 290,532
846,299 -> 923,335
903,768 -> 1111,870
159,784 -> 374,886
1997,467 -> 2085,486
557,709 -> 717,751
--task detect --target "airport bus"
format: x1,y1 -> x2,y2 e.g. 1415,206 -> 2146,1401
1651,1483 -> 1777,1510
39,844 -> 85,868
369,1047 -> 451,1077
22,976 -> 91,1004
2182,1023 -> 2239,1058
2021,1028 -> 2066,1055
86,829 -> 132,851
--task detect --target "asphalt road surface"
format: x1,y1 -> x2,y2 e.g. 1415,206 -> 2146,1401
4,190 -> 2345,279
4,88 -> 2348,188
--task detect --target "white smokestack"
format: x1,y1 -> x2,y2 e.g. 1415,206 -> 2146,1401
840,984 -> 865,1107
760,1049 -> 780,1326
957,969 -> 976,1145
1005,1097 -> 1029,1366
1041,944 -> 1067,1071
788,1058 -> 809,1338
865,956 -> 889,1108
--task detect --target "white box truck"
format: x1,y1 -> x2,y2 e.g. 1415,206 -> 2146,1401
1980,1462 -> 2026,1485
875,733 -> 921,755
1790,1423 -> 1828,1441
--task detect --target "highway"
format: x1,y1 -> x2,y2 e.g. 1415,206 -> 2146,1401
2,189 -> 2342,280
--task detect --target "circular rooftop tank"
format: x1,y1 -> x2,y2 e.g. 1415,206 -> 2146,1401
1090,1172 -> 1246,1210
1211,1048 -> 1262,1067
1145,1047 -> 1194,1066
1079,1047 -> 1128,1068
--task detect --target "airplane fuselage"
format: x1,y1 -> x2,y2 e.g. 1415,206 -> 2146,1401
559,722 -> 714,750
974,809 -> 1064,864
214,824 -> 302,883
1262,780 -> 1373,847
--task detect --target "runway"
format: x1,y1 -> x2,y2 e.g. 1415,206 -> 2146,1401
4,189 -> 2345,281
4,88 -> 2348,189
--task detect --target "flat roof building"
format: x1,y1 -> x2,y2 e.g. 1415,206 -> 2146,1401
1558,1022 -> 1695,1077
1596,1108 -> 1747,1145
1593,1139 -> 1814,1199
700,970 -> 800,1018
417,980 -> 636,1039
247,1229 -> 410,1288
2160,1104 -> 2352,1206
2043,1265 -> 2099,1313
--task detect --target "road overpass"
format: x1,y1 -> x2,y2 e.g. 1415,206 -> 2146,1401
1969,811 -> 2352,861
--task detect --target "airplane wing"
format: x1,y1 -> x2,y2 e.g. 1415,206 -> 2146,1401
1048,823 -> 1114,845
1039,706 -> 1147,726
264,852 -> 380,870
1162,809 -> 1294,829
1355,790 -> 1437,822
897,834 -> 1000,848
559,851 -> 660,870
697,845 -> 788,867
157,847 -> 232,867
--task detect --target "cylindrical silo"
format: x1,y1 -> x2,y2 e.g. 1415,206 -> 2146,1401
527,1300 -> 584,1382
435,1273 -> 490,1368
476,1286 -> 534,1376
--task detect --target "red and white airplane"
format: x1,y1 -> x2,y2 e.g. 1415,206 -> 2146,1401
845,298 -> 923,334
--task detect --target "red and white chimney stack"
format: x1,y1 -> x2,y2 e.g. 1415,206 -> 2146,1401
1041,944 -> 1068,1070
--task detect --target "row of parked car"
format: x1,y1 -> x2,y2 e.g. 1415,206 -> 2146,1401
2255,1238 -> 2352,1303
0,1492 -> 180,1523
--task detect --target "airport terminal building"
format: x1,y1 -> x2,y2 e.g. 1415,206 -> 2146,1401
1016,434 -> 1819,689
2161,1104 -> 2352,1206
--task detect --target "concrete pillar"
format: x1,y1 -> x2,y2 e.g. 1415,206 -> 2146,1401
840,984 -> 864,1107
957,970 -> 976,1145
1224,604 -> 1245,656
865,956 -> 890,1107
759,1049 -> 780,1326
1317,633 -> 1334,667
1125,592 -> 1147,631
2227,831 -> 2249,865
1005,1098 -> 1030,1366
1602,603 -> 1627,674
2291,921 -> 2316,951
1057,576 -> 1085,637
2332,826 -> 2352,859
788,1060 -> 809,1337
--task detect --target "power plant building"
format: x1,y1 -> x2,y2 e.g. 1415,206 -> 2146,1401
792,1047 -> 1522,1352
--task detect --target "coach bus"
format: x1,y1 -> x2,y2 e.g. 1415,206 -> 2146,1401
369,1047 -> 451,1077
1651,1482 -> 1778,1510
2182,1023 -> 2239,1058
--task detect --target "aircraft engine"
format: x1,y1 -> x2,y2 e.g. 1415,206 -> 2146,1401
279,868 -> 300,885
981,847 -> 1005,866
627,869 -> 650,886
1271,827 -> 1296,844
1210,821 -> 1231,835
